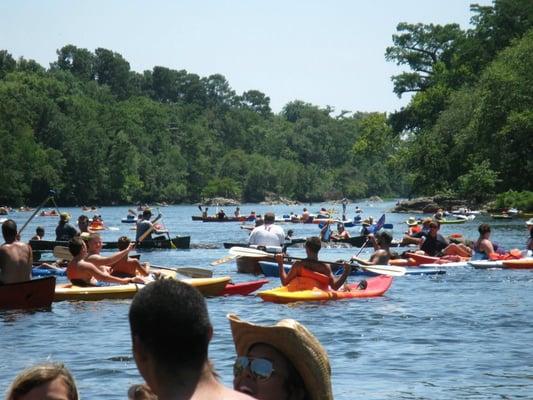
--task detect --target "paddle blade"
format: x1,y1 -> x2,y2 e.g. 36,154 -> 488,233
53,246 -> 73,261
359,264 -> 405,276
210,254 -> 238,266
228,246 -> 270,258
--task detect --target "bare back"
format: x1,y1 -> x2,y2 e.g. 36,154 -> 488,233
0,241 -> 32,284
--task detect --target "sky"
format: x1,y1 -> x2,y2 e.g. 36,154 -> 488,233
1,0 -> 493,114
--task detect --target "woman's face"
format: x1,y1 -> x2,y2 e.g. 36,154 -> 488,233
88,237 -> 102,252
18,376 -> 71,400
233,343 -> 303,400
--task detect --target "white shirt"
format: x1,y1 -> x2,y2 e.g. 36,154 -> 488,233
248,223 -> 285,246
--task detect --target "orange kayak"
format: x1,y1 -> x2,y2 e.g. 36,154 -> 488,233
502,259 -> 533,269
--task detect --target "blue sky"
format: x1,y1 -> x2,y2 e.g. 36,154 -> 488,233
1,0 -> 492,114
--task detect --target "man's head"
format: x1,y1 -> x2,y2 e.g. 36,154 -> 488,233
60,213 -> 70,223
478,223 -> 491,236
305,236 -> 322,254
36,226 -> 45,237
264,212 -> 275,224
69,237 -> 86,257
129,280 -> 212,374
428,221 -> 440,236
142,209 -> 152,220
1,219 -> 17,242
118,236 -> 131,251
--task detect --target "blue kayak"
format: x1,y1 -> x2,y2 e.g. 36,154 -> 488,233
259,261 -> 445,277
32,268 -> 67,277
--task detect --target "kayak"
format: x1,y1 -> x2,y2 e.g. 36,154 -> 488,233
0,277 -> 56,310
502,259 -> 533,269
258,274 -> 393,304
121,217 -> 138,223
223,238 -> 306,249
491,214 -> 513,220
54,276 -> 231,301
192,216 -> 248,222
32,268 -> 66,277
221,279 -> 269,296
30,236 -> 191,251
468,260 -> 504,269
418,261 -> 470,268
405,252 -> 440,266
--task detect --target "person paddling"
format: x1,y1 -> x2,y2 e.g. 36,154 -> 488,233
351,231 -> 393,266
275,236 -> 351,290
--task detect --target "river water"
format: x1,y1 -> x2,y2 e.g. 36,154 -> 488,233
1,201 -> 532,399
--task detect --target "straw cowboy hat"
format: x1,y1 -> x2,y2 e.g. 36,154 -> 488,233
526,218 -> 533,226
406,217 -> 418,226
227,314 -> 333,400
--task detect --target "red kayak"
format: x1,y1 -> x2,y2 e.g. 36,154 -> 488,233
0,277 -> 56,310
405,252 -> 440,266
221,279 -> 269,296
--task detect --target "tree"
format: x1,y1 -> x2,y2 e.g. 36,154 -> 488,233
52,45 -> 95,80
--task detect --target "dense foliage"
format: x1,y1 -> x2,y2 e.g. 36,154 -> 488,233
386,0 -> 533,199
0,49 -> 401,206
1,0 -> 531,206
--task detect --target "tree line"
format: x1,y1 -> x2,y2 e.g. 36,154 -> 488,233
0,0 -> 531,207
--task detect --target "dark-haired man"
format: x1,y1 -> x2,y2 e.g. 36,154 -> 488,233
0,219 -> 32,284
275,236 -> 351,290
129,279 -> 253,400
136,209 -> 154,241
420,221 -> 449,257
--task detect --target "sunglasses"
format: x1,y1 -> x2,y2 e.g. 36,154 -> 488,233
233,356 -> 275,380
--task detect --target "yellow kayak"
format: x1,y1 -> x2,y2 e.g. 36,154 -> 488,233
54,276 -> 230,301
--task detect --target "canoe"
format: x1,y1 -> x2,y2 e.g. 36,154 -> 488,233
54,276 -> 231,301
438,218 -> 467,225
30,236 -> 191,251
418,261 -> 470,268
502,259 -> 533,269
192,216 -> 248,222
221,279 -> 269,296
0,277 -> 56,310
121,217 -> 138,223
258,275 -> 392,304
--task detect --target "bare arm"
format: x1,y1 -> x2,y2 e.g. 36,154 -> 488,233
276,254 -> 299,286
331,262 -> 351,290
481,239 -> 495,255
88,243 -> 134,267
81,261 -> 144,284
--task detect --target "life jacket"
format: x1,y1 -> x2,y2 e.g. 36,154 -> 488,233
287,267 -> 330,291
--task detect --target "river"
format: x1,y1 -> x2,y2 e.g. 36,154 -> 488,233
1,201 -> 532,399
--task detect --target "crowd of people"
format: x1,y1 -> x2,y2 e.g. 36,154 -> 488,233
5,278 -> 333,400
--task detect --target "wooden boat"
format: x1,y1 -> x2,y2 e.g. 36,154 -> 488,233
0,277 -> 56,310
192,215 -> 248,222
54,276 -> 231,301
30,236 -> 191,251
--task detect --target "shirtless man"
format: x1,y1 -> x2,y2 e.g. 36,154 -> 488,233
85,233 -> 136,273
0,220 -> 32,284
66,237 -> 144,286
110,236 -> 150,278
275,236 -> 351,290
351,231 -> 393,266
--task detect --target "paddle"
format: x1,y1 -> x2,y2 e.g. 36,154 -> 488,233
149,264 -> 213,278
137,214 -> 162,243
228,246 -> 406,276
210,254 -> 238,266
157,208 -> 176,249
18,191 -> 55,236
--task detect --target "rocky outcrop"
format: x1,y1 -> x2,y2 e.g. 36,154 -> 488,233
259,193 -> 300,205
202,197 -> 240,206
368,196 -> 383,202
392,195 -> 468,213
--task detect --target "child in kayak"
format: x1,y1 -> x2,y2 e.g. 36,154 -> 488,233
351,231 -> 393,266
110,236 -> 150,278
274,236 -> 351,290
